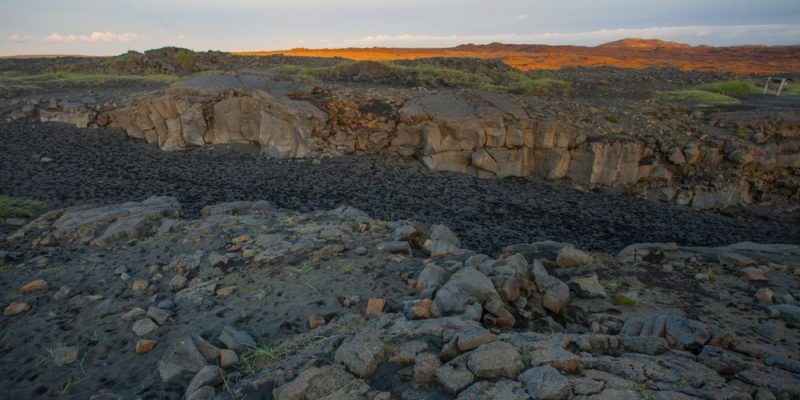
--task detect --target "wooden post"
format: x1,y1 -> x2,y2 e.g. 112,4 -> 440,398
776,79 -> 787,97
763,77 -> 771,94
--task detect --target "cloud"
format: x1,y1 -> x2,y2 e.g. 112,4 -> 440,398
9,34 -> 32,43
46,31 -> 143,43
177,34 -> 187,41
343,24 -> 800,47
514,14 -> 528,20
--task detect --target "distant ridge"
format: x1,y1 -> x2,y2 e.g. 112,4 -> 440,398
235,37 -> 800,74
596,38 -> 693,49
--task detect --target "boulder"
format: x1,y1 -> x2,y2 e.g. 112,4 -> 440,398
466,341 -> 523,379
568,274 -> 607,298
334,333 -> 385,378
434,267 -> 503,315
218,325 -> 256,351
158,337 -> 207,382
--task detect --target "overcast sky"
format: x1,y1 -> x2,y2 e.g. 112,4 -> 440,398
2,0 -> 800,56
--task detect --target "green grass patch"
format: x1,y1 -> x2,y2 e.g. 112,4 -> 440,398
505,75 -> 569,95
0,195 -> 45,218
661,89 -> 740,106
270,64 -> 323,83
701,80 -> 760,98
0,71 -> 177,95
175,49 -> 199,70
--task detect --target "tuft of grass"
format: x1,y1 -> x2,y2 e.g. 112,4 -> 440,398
701,80 -> 759,98
0,195 -> 45,218
271,64 -> 324,82
604,115 -> 620,124
612,293 -> 638,308
239,336 -> 330,375
661,89 -> 740,106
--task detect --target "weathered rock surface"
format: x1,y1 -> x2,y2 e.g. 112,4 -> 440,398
3,198 -> 800,399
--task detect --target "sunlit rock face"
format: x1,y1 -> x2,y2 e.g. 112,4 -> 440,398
55,72 -> 796,210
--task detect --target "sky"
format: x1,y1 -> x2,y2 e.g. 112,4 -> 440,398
2,0 -> 800,56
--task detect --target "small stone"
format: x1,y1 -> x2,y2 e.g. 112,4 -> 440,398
436,358 -> 475,394
132,280 -> 149,292
567,274 -> 607,298
376,241 -> 412,254
20,279 -> 48,293
757,320 -> 785,342
122,307 -> 146,322
390,341 -> 428,365
218,326 -> 256,351
187,386 -> 216,400
186,365 -> 224,398
403,298 -> 432,320
158,299 -> 175,310
334,333 -> 385,378
412,352 -> 441,384
132,318 -> 158,336
220,349 -> 239,368
3,302 -> 30,316
742,267 -> 767,281
158,337 -> 207,382
365,297 -> 385,317
170,274 -> 188,291
215,286 -> 236,297
147,306 -> 172,325
52,346 -> 79,366
193,335 -> 221,360
467,341 -> 523,379
530,347 -> 580,373
571,377 -> 604,395
518,365 -> 570,400
556,246 -> 590,268
136,339 -> 158,354
456,326 -> 494,352
756,288 -> 775,303
53,285 -> 73,301
308,314 -> 326,329
209,253 -> 230,267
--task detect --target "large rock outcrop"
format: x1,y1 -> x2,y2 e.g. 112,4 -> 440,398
23,72 -> 799,210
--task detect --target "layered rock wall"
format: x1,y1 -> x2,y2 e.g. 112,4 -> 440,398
27,74 -> 800,210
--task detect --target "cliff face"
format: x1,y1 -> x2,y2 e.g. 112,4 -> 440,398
20,72 -> 795,210
101,74 -> 799,210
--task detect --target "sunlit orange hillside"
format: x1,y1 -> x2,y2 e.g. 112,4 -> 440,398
235,38 -> 800,74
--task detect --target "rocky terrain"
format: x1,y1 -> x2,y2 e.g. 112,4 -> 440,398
1,47 -> 799,399
1,197 -> 799,399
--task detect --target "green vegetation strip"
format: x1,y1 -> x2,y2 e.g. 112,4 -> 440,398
0,195 -> 45,218
661,89 -> 740,105
0,71 -> 177,95
701,80 -> 760,98
268,61 -> 569,95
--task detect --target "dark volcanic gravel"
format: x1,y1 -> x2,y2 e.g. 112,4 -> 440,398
2,120 -> 799,253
